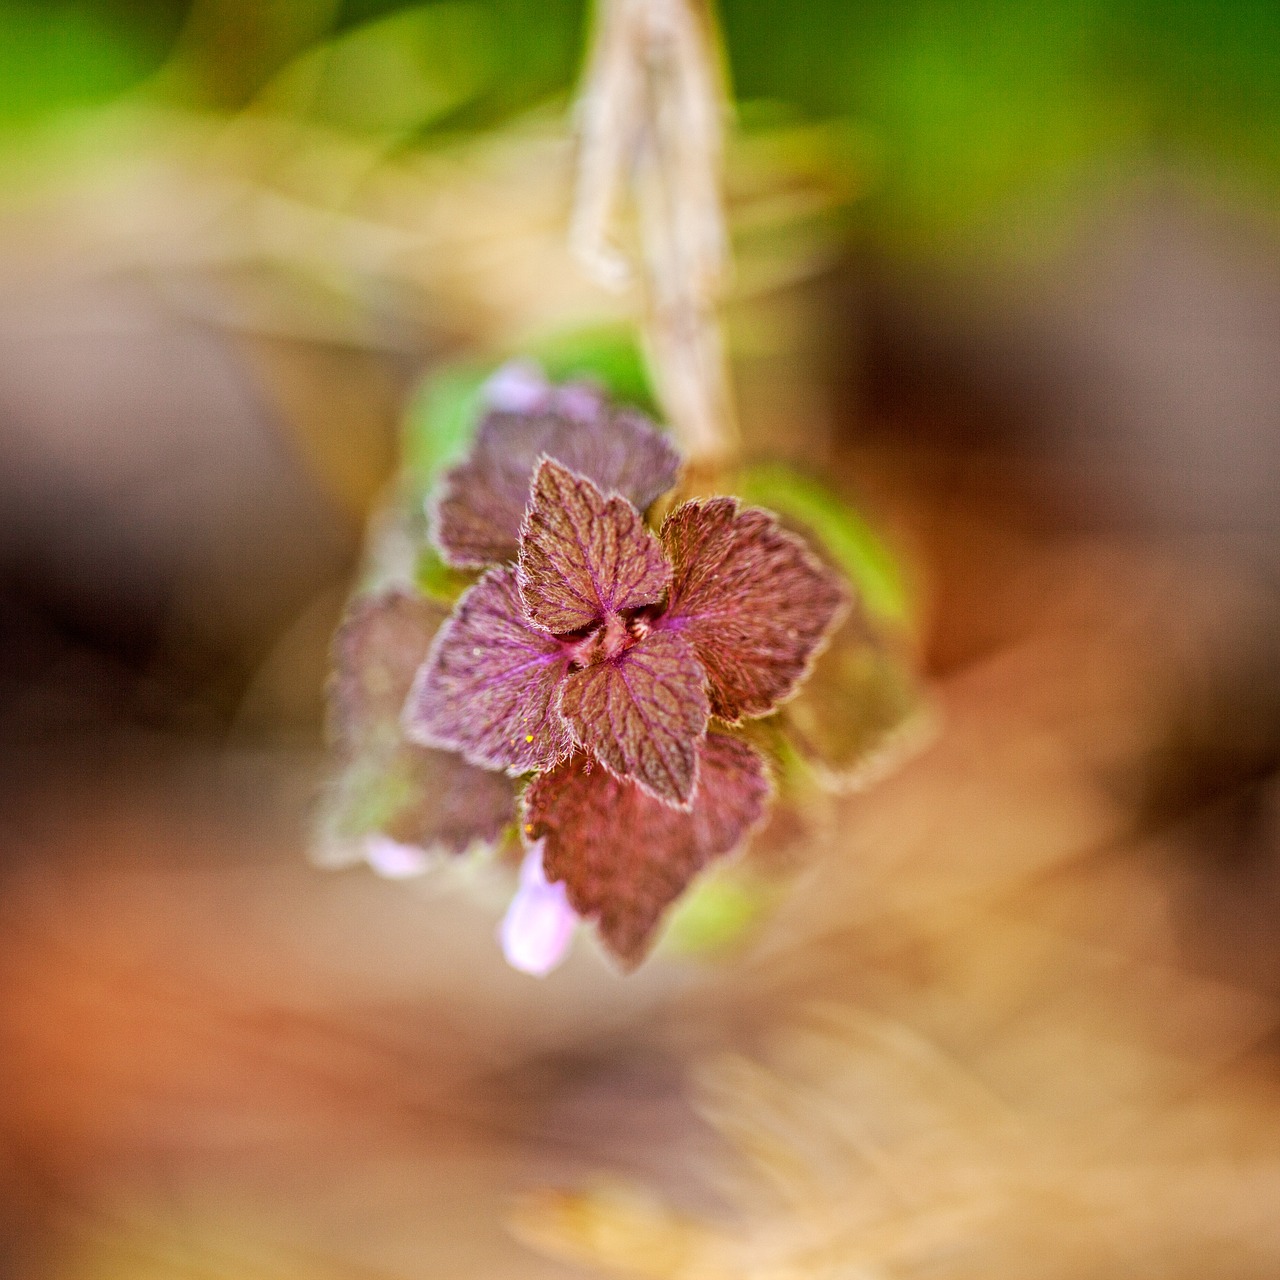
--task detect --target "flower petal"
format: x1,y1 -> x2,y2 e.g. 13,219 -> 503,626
660,498 -> 849,721
499,843 -> 578,976
482,359 -> 552,414
518,459 -> 670,634
363,834 -> 431,879
432,401 -> 680,568
559,630 -> 708,807
525,734 -> 771,967
404,567 -> 573,772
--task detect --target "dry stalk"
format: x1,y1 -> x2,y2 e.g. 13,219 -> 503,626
572,0 -> 738,471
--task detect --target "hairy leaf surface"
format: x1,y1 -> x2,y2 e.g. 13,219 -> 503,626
560,630 -> 709,807
526,734 -> 770,965
661,498 -> 848,721
315,588 -> 515,867
518,459 -> 670,634
432,404 -> 679,567
330,589 -> 450,752
404,567 -> 573,771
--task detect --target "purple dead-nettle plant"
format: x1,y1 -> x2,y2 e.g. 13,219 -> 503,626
393,364 -> 849,971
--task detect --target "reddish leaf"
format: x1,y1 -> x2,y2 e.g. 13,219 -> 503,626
526,734 -> 771,966
314,741 -> 517,868
660,498 -> 848,721
560,630 -> 709,807
329,589 -> 449,753
315,588 -> 516,866
432,405 -> 680,568
404,567 -> 574,772
518,459 -> 669,634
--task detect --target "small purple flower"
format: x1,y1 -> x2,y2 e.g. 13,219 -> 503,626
499,843 -> 578,976
481,359 -> 608,421
483,359 -> 552,414
363,834 -> 431,879
551,380 -> 607,423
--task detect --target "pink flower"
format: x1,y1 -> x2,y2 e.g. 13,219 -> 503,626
363,834 -> 430,879
499,844 -> 577,976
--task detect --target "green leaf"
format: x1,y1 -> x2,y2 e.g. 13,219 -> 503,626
401,361 -> 492,494
415,543 -> 475,604
730,465 -> 929,790
735,463 -> 912,628
660,863 -> 780,958
782,613 -> 933,793
266,3 -> 497,138
0,2 -> 167,126
317,749 -> 423,851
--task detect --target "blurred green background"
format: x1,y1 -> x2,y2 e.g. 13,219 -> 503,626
2,0 -> 1277,254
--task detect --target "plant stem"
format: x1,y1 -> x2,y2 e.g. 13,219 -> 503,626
571,0 -> 739,470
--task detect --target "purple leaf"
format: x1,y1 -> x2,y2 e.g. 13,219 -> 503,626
560,630 -> 708,807
315,588 -> 516,866
404,567 -> 574,772
432,402 -> 680,568
518,459 -> 670,634
525,734 -> 771,967
317,742 -> 516,862
384,744 -> 516,850
330,589 -> 449,752
660,498 -> 849,721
